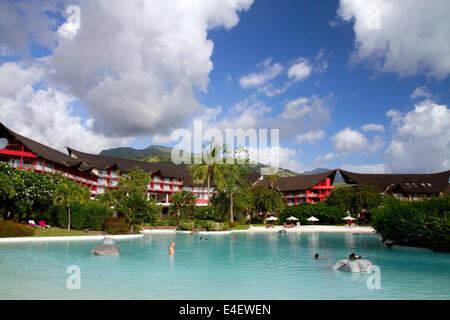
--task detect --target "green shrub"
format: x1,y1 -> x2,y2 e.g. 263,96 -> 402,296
103,216 -> 130,235
52,201 -> 112,230
279,202 -> 346,225
156,216 -> 178,227
178,220 -> 195,230
229,221 -> 240,228
372,196 -> 450,251
194,206 -> 220,221
0,220 -> 35,237
84,201 -> 112,230
205,220 -> 228,231
193,220 -> 228,231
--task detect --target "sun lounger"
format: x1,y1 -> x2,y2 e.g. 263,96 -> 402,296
38,220 -> 51,228
28,220 -> 39,228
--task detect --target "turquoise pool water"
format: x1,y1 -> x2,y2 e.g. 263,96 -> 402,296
0,232 -> 449,299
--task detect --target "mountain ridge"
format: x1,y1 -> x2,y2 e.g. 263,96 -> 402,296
99,145 -> 343,181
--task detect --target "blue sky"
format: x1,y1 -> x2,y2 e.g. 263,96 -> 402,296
0,0 -> 449,174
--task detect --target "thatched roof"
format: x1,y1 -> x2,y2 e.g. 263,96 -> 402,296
0,122 -> 82,168
67,148 -> 189,179
252,169 -> 337,192
339,169 -> 450,193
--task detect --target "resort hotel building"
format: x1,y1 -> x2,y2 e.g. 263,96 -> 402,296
1,122 -> 449,209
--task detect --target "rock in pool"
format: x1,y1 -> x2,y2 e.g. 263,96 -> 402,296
333,259 -> 372,273
91,244 -> 120,256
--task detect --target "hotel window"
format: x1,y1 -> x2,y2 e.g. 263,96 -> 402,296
110,171 -> 119,178
164,177 -> 171,183
163,184 -> 170,191
44,162 -> 54,172
154,176 -> 162,182
22,159 -> 32,169
196,193 -> 203,200
183,187 -> 192,192
173,185 -> 179,191
8,159 -> 20,169
98,178 -> 107,186
110,180 -> 118,187
154,184 -> 161,190
194,186 -> 203,192
82,178 -> 87,183
97,187 -> 105,194
36,160 -> 43,170
174,178 -> 182,184
98,170 -> 108,177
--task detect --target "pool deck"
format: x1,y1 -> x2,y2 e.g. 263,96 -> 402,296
141,225 -> 376,234
249,225 -> 376,234
0,234 -> 143,243
0,225 -> 376,242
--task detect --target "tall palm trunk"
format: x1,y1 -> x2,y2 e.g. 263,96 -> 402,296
207,173 -> 211,206
67,207 -> 71,231
229,192 -> 234,222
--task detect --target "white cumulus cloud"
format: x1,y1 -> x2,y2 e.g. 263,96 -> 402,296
385,99 -> 450,173
330,127 -> 368,155
361,123 -> 385,132
239,58 -> 284,89
296,130 -> 325,144
0,63 -> 132,153
337,0 -> 450,78
287,58 -> 312,82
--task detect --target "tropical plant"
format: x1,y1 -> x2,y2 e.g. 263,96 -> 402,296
169,190 -> 197,226
372,196 -> 450,251
326,184 -> 382,217
189,144 -> 225,205
104,167 -> 159,226
251,186 -> 286,222
53,181 -> 90,231
213,146 -> 250,222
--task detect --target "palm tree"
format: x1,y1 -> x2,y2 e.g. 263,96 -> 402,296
189,144 -> 225,205
266,172 -> 279,190
53,181 -> 89,231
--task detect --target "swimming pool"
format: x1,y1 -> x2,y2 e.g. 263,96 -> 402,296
1,232 -> 449,299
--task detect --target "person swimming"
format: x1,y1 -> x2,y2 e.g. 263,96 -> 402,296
314,253 -> 319,259
232,236 -> 236,241
349,252 -> 361,259
200,237 -> 203,240
169,242 -> 175,255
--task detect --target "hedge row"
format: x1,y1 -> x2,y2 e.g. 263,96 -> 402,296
178,220 -> 228,231
50,200 -> 113,231
372,196 -> 450,252
0,220 -> 35,237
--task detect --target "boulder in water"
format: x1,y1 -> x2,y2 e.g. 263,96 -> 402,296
91,244 -> 120,256
333,259 -> 372,273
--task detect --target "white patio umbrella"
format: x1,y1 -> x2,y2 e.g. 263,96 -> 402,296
342,216 -> 355,221
307,216 -> 319,225
266,216 -> 278,225
286,216 -> 299,221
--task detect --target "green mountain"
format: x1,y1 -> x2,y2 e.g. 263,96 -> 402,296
99,145 -> 298,177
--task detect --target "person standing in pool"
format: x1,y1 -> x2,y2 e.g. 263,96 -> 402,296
314,253 -> 319,259
169,242 -> 175,255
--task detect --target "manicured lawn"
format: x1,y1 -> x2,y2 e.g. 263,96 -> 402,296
32,227 -> 104,237
229,224 -> 250,230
